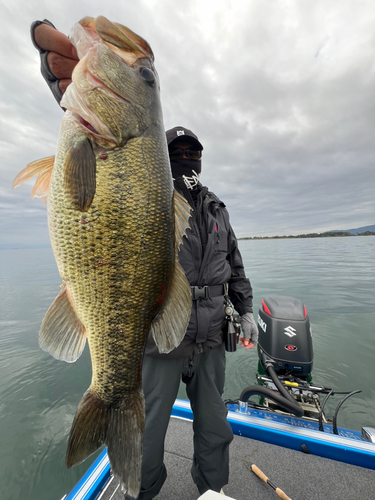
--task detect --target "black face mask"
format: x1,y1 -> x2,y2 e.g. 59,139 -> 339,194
170,159 -> 202,189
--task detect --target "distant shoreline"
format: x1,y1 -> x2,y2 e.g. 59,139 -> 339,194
238,231 -> 375,240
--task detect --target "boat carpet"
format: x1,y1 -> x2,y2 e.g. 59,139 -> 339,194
98,415 -> 375,500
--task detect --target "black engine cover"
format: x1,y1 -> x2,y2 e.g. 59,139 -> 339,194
257,295 -> 313,376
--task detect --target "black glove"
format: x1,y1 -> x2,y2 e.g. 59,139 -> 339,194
30,19 -> 63,105
239,312 -> 259,347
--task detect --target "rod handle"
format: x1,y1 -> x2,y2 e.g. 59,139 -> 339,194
276,487 -> 292,500
251,464 -> 268,483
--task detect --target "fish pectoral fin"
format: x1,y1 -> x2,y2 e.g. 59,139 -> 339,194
173,189 -> 192,251
150,260 -> 192,354
64,137 -> 96,212
39,282 -> 86,362
67,389 -> 144,498
12,156 -> 55,202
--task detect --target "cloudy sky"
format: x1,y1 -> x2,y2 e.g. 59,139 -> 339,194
1,0 -> 374,246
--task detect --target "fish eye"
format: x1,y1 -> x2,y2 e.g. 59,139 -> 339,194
140,67 -> 155,85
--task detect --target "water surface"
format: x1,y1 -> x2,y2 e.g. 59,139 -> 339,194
1,237 -> 374,500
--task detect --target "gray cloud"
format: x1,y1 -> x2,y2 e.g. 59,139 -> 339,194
1,0 -> 374,247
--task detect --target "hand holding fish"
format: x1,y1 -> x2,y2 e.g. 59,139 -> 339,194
31,20 -> 78,100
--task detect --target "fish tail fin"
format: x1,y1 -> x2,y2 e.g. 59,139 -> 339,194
66,388 -> 145,498
66,389 -> 109,467
107,390 -> 145,497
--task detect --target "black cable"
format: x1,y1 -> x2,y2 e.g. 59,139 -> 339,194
239,385 -> 304,417
223,399 -> 238,406
332,390 -> 362,435
318,389 -> 333,431
265,362 -> 304,411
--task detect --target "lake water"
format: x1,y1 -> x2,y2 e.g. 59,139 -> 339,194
1,236 -> 374,500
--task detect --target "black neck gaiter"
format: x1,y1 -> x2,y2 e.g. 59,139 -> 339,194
171,159 -> 202,189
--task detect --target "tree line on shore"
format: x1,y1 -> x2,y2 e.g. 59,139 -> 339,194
239,231 -> 375,240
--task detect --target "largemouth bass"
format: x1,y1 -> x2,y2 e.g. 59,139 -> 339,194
13,16 -> 191,498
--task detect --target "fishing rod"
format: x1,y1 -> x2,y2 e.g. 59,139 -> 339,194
251,464 -> 292,500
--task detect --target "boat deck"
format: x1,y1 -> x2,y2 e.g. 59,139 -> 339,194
97,416 -> 375,500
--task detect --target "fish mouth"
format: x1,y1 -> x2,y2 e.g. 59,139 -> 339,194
73,113 -> 101,136
78,16 -> 154,66
61,16 -> 153,145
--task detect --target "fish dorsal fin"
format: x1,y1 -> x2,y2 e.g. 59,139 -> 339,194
13,156 -> 55,202
173,189 -> 192,253
39,282 -> 87,363
150,190 -> 192,353
64,137 -> 96,212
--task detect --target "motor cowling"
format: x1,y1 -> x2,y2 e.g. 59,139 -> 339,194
257,295 -> 313,377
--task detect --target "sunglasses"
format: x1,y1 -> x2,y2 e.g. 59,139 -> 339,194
169,148 -> 202,161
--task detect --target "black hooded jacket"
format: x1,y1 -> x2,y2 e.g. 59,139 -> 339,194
145,179 -> 253,358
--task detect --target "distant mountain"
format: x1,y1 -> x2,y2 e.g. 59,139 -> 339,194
239,224 -> 375,240
327,224 -> 375,235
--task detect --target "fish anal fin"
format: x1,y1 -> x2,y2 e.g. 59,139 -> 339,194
150,260 -> 192,354
64,137 -> 96,212
150,190 -> 192,353
39,282 -> 86,362
13,156 -> 55,203
67,388 -> 145,498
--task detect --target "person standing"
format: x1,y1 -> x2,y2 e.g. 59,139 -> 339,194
31,21 -> 259,499
138,125 -> 258,499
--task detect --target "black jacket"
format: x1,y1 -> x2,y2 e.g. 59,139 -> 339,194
145,180 -> 253,358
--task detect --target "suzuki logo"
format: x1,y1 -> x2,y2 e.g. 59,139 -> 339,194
257,314 -> 267,333
284,326 -> 297,338
285,345 -> 297,351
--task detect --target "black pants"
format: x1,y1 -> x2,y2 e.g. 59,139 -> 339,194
137,343 -> 233,499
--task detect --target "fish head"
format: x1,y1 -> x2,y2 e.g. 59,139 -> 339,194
61,16 -> 161,147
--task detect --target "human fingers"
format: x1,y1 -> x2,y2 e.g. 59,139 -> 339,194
59,79 -> 72,94
34,23 -> 78,60
47,52 -> 78,80
239,338 -> 255,349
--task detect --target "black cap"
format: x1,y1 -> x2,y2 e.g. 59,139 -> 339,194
166,126 -> 203,150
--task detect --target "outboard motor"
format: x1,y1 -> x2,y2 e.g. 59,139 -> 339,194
257,295 -> 313,377
238,297 -> 364,424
